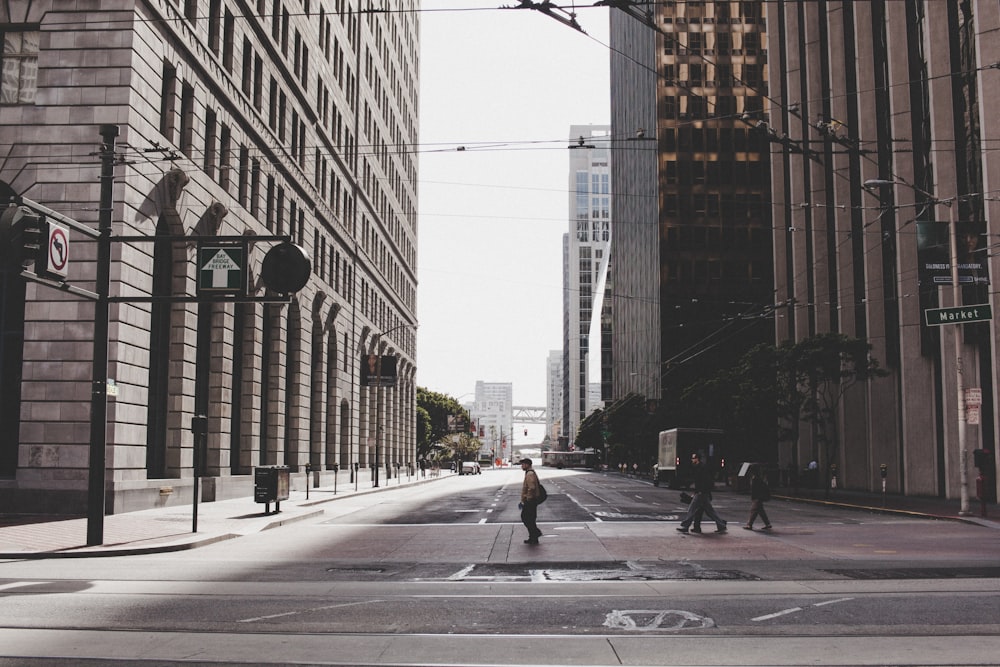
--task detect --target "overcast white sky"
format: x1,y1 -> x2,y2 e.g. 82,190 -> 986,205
416,1 -> 611,411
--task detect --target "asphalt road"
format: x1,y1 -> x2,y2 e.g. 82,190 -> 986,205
1,468 -> 999,666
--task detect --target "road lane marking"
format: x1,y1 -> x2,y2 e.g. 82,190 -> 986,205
237,599 -> 383,623
752,607 -> 803,622
814,598 -> 854,607
753,598 -> 854,622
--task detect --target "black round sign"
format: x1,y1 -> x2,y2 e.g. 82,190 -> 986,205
261,242 -> 311,293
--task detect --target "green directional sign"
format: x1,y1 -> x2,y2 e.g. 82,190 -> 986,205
925,304 -> 993,326
198,245 -> 245,293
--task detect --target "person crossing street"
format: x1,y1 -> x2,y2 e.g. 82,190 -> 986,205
518,458 -> 543,544
677,451 -> 727,534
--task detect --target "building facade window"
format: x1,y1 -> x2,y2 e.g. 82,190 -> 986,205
1,29 -> 39,104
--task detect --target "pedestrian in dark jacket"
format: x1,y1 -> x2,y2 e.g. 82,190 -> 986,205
677,452 -> 727,533
743,468 -> 773,530
518,458 -> 543,544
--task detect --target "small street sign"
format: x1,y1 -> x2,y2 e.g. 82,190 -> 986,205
924,304 -> 992,326
967,406 -> 981,425
966,388 -> 982,407
198,245 -> 245,292
46,221 -> 69,279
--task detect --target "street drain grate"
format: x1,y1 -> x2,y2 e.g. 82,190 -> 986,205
823,567 -> 1000,580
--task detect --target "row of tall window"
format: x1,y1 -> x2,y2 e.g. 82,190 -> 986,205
661,1 -> 763,22
664,224 -> 770,250
661,94 -> 764,119
664,258 -> 770,286
663,193 -> 766,219
663,158 -> 769,187
662,62 -> 765,87
664,31 -> 763,57
661,126 -> 768,153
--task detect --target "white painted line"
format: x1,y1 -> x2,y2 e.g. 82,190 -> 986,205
814,597 -> 854,607
448,564 -> 476,581
238,599 -> 383,623
752,607 -> 803,622
478,518 -> 487,524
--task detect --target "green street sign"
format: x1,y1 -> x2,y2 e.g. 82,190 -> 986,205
198,245 -> 245,292
925,304 -> 993,326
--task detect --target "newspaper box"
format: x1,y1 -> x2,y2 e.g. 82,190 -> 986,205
254,465 -> 289,513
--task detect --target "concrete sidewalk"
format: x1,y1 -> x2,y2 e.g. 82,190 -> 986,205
771,485 -> 999,528
1,471 -> 997,559
0,470 -> 449,559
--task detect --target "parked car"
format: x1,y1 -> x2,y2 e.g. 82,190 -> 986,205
461,462 -> 481,475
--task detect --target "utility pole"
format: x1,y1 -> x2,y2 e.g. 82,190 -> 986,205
946,199 -> 971,516
87,124 -> 118,546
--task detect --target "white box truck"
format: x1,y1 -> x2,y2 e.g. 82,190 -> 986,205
654,428 -> 727,488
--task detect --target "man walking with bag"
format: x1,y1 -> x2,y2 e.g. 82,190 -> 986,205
518,458 -> 543,545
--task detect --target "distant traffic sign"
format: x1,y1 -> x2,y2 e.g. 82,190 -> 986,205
925,304 -> 992,326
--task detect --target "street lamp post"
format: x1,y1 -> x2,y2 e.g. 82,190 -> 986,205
864,179 -> 971,515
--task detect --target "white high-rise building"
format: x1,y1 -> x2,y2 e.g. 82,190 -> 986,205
562,125 -> 612,445
471,381 -> 513,463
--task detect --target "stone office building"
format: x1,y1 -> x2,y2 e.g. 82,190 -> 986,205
768,1 -> 1000,502
0,0 -> 419,513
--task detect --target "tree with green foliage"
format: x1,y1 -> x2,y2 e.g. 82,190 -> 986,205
416,387 -> 475,461
680,343 -> 779,462
436,432 -> 482,463
680,334 -> 884,476
777,333 -> 888,485
576,408 -> 606,459
576,393 -> 659,469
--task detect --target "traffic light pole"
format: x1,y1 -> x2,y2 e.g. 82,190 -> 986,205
86,125 -> 118,546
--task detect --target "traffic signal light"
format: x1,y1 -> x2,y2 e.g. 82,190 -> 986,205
0,205 -> 46,271
261,241 -> 311,293
973,449 -> 994,471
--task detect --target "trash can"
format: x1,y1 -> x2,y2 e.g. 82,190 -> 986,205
254,465 -> 289,514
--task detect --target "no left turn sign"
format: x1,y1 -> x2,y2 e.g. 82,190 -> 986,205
46,222 -> 70,278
